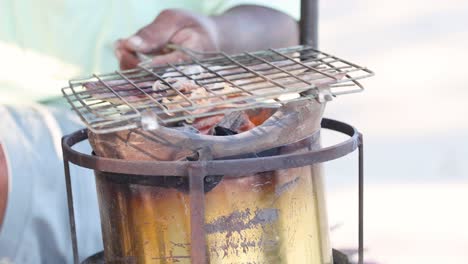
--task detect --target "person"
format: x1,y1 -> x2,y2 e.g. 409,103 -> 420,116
0,1 -> 300,262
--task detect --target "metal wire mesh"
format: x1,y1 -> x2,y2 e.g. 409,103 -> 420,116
62,45 -> 374,134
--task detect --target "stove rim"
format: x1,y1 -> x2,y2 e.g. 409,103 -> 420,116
62,118 -> 359,177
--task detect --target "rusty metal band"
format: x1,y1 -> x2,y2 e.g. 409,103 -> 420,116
62,118 -> 360,177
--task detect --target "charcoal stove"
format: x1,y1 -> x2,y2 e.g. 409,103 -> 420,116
63,118 -> 364,264
60,1 -> 374,263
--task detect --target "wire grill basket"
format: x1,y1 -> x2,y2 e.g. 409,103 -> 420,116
62,45 -> 374,134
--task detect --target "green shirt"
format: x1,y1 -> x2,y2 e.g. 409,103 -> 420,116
0,0 -> 299,104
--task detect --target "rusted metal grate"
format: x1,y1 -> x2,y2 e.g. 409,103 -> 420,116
62,45 -> 374,134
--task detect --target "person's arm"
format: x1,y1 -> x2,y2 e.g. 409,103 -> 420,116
115,5 -> 299,69
212,5 -> 299,53
0,144 -> 8,230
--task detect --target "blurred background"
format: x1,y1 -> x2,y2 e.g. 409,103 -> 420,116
319,0 -> 468,263
1,0 -> 466,263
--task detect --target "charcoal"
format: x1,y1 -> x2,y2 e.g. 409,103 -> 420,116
214,126 -> 237,136
215,111 -> 255,133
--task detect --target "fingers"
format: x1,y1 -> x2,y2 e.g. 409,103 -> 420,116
146,27 -> 212,67
149,51 -> 189,66
144,29 -> 200,66
124,9 -> 189,54
115,9 -> 196,69
119,49 -> 141,70
114,9 -> 215,70
115,40 -> 140,70
116,42 -> 189,70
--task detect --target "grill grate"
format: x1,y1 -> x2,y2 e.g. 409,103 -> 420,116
62,45 -> 374,134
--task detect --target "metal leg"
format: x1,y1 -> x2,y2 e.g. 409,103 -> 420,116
64,159 -> 79,264
188,165 -> 207,264
358,133 -> 364,264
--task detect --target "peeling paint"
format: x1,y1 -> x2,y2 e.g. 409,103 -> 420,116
205,208 -> 279,235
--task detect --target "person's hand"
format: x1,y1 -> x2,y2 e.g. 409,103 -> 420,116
114,9 -> 220,70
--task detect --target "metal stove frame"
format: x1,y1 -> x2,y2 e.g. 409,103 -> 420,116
62,1 -> 366,263
62,118 -> 364,264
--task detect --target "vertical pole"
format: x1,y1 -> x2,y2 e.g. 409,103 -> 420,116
358,133 -> 364,264
300,0 -> 319,48
188,165 -> 207,264
64,159 -> 79,264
